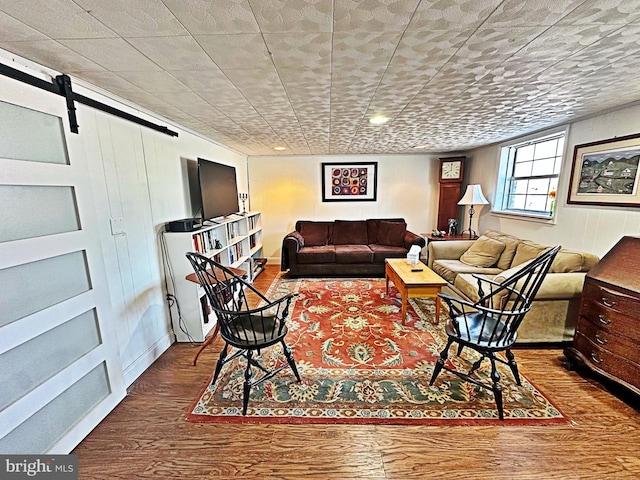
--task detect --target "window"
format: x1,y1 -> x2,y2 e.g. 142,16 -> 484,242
495,130 -> 566,218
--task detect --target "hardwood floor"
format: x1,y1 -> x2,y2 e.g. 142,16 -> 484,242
73,265 -> 640,479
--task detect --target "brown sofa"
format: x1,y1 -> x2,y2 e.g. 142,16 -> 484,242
281,218 -> 426,277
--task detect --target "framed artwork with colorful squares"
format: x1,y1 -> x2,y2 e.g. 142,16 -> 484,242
321,162 -> 378,202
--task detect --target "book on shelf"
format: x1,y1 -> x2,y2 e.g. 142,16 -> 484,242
192,233 -> 201,253
227,222 -> 240,239
204,230 -> 214,251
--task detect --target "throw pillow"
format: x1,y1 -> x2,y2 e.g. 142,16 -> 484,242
549,249 -> 599,273
550,249 -> 584,273
512,240 -> 548,267
377,221 -> 406,246
460,235 -> 507,268
483,230 -> 522,270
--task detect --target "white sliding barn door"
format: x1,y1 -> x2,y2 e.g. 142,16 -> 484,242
0,77 -> 125,453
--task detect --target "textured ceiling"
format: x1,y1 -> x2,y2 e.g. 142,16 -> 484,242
1,1 -> 640,156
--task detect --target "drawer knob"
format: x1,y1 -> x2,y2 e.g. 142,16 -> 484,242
591,352 -> 604,364
601,297 -> 616,308
595,333 -> 608,345
598,314 -> 611,325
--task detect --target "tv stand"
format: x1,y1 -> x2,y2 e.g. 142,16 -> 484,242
163,212 -> 263,342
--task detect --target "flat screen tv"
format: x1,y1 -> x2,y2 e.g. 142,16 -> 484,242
197,158 -> 239,221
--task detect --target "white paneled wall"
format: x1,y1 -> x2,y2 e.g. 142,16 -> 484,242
74,91 -> 248,385
80,111 -> 168,382
467,102 -> 640,258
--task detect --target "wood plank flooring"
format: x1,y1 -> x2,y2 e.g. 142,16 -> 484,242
72,265 -> 640,479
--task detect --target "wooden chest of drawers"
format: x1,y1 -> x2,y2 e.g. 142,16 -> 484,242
565,236 -> 640,397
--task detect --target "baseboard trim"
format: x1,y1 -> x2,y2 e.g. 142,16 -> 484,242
123,333 -> 174,387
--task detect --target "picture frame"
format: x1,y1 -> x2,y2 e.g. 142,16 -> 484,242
567,132 -> 640,207
321,162 -> 378,202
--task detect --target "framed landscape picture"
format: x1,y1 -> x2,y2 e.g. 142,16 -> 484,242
567,133 -> 640,207
321,162 -> 378,202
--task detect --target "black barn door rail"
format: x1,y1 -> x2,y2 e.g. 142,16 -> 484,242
0,62 -> 178,137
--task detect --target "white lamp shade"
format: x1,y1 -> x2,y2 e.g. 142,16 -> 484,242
458,184 -> 489,206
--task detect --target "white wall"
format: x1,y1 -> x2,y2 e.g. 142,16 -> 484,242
247,154 -> 442,261
77,105 -> 247,385
75,102 -> 247,386
467,103 -> 640,258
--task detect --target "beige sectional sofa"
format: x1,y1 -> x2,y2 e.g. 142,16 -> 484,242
427,230 -> 599,344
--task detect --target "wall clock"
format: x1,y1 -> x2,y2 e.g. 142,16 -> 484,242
439,157 -> 464,183
437,157 -> 465,231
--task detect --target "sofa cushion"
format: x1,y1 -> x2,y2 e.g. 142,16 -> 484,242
333,220 -> 369,245
369,244 -> 407,263
494,259 -> 533,283
335,245 -> 374,263
454,270 -> 561,309
551,249 -> 599,273
512,240 -> 549,267
483,230 -> 522,270
493,259 -> 543,306
459,262 -> 586,304
460,235 -> 507,267
453,273 -> 486,303
297,245 -> 336,264
297,221 -> 331,246
457,264 -> 539,310
366,218 -> 405,244
432,259 -> 503,283
377,221 -> 407,246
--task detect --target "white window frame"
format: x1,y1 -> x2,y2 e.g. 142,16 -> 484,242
493,126 -> 569,222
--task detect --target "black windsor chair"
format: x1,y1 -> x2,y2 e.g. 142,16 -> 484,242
186,252 -> 301,415
429,245 -> 561,419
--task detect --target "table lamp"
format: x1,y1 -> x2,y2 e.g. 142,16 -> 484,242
458,184 -> 489,239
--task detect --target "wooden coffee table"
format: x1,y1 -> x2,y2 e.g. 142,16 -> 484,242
385,258 -> 448,324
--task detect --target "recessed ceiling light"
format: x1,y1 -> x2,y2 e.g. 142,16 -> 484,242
273,146 -> 286,151
369,115 -> 389,125
413,145 -> 428,149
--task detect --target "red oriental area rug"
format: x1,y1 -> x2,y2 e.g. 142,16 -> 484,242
186,275 -> 566,425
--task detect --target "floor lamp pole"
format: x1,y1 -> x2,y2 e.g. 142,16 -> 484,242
466,204 -> 476,239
